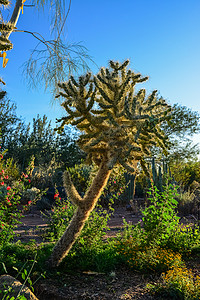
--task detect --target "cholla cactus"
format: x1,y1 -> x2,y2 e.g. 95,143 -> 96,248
57,59 -> 171,174
49,60 -> 172,267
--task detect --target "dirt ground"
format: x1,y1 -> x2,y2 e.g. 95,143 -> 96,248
14,205 -> 142,244
34,268 -> 157,300
12,205 -> 200,300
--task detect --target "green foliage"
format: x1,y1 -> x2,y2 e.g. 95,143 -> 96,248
142,183 -> 180,245
166,225 -> 200,257
43,192 -> 112,244
0,250 -> 45,300
115,183 -> 200,274
0,150 -> 33,246
67,163 -> 92,195
171,161 -> 200,190
42,195 -> 75,241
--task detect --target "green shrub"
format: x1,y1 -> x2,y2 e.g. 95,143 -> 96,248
116,183 -> 200,273
165,225 -> 200,257
116,241 -> 183,273
142,183 -> 180,246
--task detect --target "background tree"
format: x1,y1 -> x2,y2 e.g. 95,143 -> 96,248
47,59 -> 172,267
55,127 -> 86,168
162,103 -> 200,163
137,104 -> 200,196
0,91 -> 22,149
0,94 -> 84,171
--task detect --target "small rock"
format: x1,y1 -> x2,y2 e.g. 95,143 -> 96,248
0,274 -> 38,300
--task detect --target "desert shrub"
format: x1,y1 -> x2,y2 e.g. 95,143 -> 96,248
176,181 -> 200,217
165,225 -> 200,257
2,158 -> 20,183
0,150 -> 33,246
148,263 -> 200,299
115,183 -> 200,273
31,157 -> 63,190
116,240 -> 183,273
43,191 -> 112,245
141,183 -> 180,246
42,194 -> 74,240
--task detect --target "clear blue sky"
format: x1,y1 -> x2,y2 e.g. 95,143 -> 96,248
2,0 -> 200,145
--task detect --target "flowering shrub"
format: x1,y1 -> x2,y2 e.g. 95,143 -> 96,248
0,149 -> 33,245
43,191 -> 112,247
116,238 -> 183,272
42,193 -> 75,240
148,264 -> 200,299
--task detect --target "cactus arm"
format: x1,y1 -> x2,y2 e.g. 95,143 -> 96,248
63,170 -> 83,207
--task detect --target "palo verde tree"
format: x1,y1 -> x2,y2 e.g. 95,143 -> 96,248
47,59 -> 172,267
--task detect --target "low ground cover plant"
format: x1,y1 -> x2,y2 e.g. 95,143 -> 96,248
148,263 -> 200,299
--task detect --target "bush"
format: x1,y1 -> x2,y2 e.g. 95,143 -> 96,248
0,150 -> 33,246
141,183 -> 180,245
116,241 -> 183,272
148,263 -> 200,299
115,183 -> 200,273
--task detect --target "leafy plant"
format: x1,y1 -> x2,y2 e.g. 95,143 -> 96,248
142,183 -> 180,245
0,149 -> 33,246
116,241 -> 183,273
0,253 -> 45,300
42,193 -> 75,241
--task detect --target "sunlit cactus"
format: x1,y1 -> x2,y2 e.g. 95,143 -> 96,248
48,60 -> 172,267
56,59 -> 171,174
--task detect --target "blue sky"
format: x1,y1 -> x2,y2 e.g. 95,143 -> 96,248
2,0 -> 200,145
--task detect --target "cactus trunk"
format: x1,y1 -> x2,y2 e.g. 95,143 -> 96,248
48,207 -> 91,267
48,156 -> 111,268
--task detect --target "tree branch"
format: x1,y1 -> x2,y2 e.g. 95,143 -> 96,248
57,0 -> 71,40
